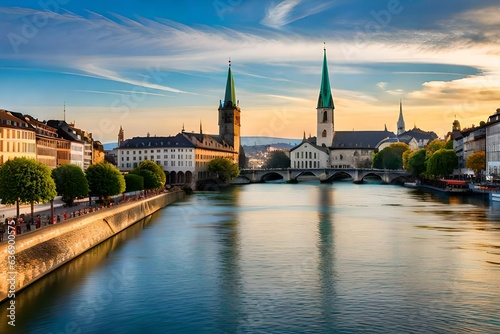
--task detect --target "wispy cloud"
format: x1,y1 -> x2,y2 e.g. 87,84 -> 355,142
261,0 -> 335,28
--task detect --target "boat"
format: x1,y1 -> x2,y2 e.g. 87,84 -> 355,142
419,179 -> 471,193
490,192 -> 500,202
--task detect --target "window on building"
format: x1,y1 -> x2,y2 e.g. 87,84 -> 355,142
322,130 -> 327,137
323,111 -> 328,123
150,156 -> 154,160
171,161 -> 175,166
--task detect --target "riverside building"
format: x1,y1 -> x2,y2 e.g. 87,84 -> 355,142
117,61 -> 244,185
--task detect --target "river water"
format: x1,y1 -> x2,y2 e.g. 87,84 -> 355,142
2,182 -> 500,334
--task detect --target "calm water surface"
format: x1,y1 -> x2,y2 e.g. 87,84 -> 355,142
2,182 -> 500,334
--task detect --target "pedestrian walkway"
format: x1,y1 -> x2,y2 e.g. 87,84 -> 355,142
0,187 -> 179,242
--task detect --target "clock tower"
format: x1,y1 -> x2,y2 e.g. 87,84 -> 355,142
218,60 -> 241,164
316,46 -> 335,147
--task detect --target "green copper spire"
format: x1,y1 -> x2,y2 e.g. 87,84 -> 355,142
317,47 -> 334,109
223,59 -> 236,108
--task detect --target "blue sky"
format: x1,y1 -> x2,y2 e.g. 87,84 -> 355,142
1,0 -> 499,143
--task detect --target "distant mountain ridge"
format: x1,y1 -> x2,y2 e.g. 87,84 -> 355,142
103,136 -> 302,151
241,136 -> 301,147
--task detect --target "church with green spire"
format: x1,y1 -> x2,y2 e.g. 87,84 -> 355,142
116,60 -> 243,188
291,46 -> 397,170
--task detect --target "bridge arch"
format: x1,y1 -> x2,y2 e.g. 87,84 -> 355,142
260,172 -> 286,182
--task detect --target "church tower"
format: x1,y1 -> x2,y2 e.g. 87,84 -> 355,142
397,99 -> 406,135
218,60 -> 241,164
118,126 -> 124,146
316,46 -> 335,147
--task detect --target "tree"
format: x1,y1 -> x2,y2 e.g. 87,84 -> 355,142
207,157 -> 240,183
85,161 -> 126,205
372,143 -> 410,170
264,151 -> 290,169
426,149 -> 458,178
130,160 -> 166,189
426,139 -> 447,157
0,157 -> 56,221
124,173 -> 144,192
52,164 -> 89,207
466,151 -> 486,176
405,148 -> 427,177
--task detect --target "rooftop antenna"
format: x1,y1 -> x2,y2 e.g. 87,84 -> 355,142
229,57 -> 231,67
63,101 -> 66,122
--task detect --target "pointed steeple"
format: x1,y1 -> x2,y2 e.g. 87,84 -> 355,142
200,120 -> 203,134
223,59 -> 236,109
397,99 -> 406,135
317,45 -> 334,109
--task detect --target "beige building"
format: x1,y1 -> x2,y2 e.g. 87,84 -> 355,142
117,61 -> 242,185
0,109 -> 37,165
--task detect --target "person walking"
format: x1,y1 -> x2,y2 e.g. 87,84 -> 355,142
36,215 -> 41,229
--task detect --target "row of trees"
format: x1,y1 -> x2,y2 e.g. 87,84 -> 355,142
372,139 -> 486,179
0,158 -> 168,221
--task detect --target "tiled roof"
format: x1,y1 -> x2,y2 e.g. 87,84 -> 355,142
119,133 -> 195,149
331,130 -> 396,149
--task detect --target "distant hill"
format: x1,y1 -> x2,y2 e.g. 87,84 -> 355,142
241,136 -> 301,147
104,136 -> 301,151
103,142 -> 118,151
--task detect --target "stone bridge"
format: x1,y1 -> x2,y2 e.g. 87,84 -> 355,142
233,168 -> 412,184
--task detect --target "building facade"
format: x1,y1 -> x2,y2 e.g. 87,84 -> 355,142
117,62 -> 242,185
290,48 -> 395,169
485,109 -> 500,179
0,109 -> 37,165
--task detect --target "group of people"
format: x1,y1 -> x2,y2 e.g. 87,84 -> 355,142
0,215 -> 44,241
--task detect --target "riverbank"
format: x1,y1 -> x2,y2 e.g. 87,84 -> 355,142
0,190 -> 185,303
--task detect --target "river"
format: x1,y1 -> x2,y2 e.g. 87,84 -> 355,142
1,182 -> 500,333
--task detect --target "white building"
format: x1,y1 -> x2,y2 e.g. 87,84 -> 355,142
485,109 -> 500,179
117,61 -> 242,185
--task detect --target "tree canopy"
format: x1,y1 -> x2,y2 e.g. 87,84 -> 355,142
264,151 -> 290,169
52,164 -> 89,206
372,143 -> 410,170
405,148 -> 427,177
124,173 -> 144,192
131,160 -> 166,190
85,161 -> 125,203
207,157 -> 239,183
426,139 -> 447,157
466,151 -> 486,176
426,149 -> 458,178
0,157 -> 57,219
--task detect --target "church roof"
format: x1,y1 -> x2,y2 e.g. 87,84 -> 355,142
290,139 -> 329,154
331,130 -> 396,149
317,48 -> 334,109
119,133 -> 195,149
398,127 -> 438,143
222,62 -> 236,109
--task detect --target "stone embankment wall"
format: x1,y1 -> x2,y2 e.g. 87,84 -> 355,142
0,191 -> 185,303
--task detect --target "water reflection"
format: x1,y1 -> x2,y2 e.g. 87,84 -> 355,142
316,184 -> 337,329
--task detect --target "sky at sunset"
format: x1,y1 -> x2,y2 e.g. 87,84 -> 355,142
1,0 -> 499,143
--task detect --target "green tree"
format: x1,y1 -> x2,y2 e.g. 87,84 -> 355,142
52,164 -> 89,207
264,151 -> 290,169
85,161 -> 126,205
426,139 -> 447,157
466,151 -> 486,176
426,149 -> 458,178
207,157 -> 240,183
124,173 -> 144,192
0,157 -> 56,221
406,148 -> 427,177
372,143 -> 410,170
131,160 -> 166,189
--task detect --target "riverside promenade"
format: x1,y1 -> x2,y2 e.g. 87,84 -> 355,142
0,188 -> 185,303
0,188 -> 178,242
